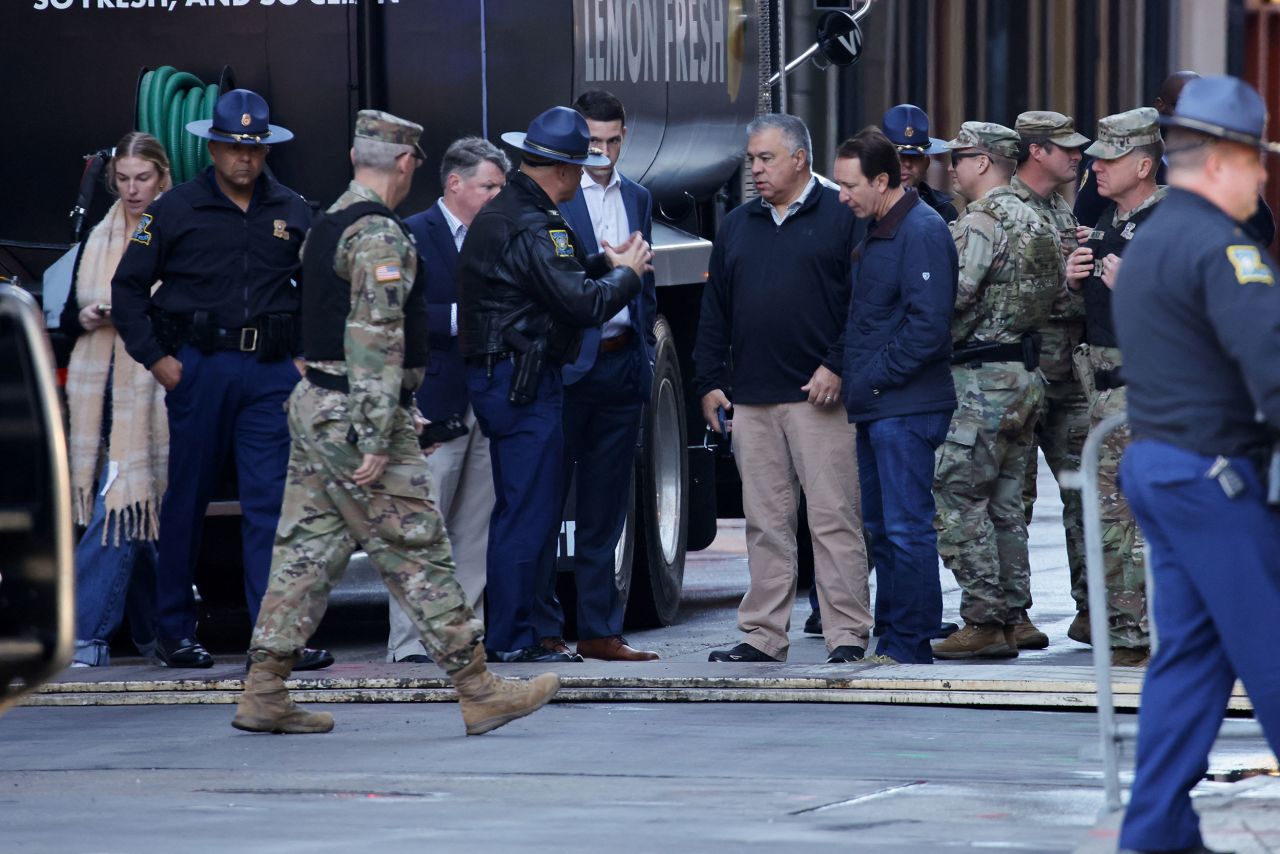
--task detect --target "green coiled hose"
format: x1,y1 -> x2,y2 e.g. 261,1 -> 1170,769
136,66 -> 220,184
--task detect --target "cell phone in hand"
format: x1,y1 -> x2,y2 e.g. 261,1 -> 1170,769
96,304 -> 111,314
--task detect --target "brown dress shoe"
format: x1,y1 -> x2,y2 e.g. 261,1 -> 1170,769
576,636 -> 659,662
539,637 -> 583,662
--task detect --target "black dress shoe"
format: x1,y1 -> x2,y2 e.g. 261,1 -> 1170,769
803,612 -> 823,636
489,645 -> 577,663
826,645 -> 866,663
293,647 -> 335,671
155,637 -> 214,668
933,622 -> 960,639
395,654 -> 433,664
708,643 -> 780,662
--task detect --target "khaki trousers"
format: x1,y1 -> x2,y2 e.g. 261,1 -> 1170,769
731,401 -> 870,658
387,406 -> 495,661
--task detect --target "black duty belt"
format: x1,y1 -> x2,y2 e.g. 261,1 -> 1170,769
209,325 -> 263,352
464,350 -> 516,367
1094,367 -> 1125,391
307,370 -> 415,408
951,342 -> 1025,366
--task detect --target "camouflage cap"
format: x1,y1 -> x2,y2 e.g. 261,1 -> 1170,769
355,109 -> 426,160
1084,107 -> 1161,160
1015,111 -> 1090,148
945,121 -> 1020,158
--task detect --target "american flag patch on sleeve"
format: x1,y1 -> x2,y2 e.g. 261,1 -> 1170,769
374,263 -> 402,282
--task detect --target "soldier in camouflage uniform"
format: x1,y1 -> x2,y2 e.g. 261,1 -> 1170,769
232,111 -> 561,735
931,122 -> 1062,660
1011,112 -> 1092,639
1064,108 -> 1166,666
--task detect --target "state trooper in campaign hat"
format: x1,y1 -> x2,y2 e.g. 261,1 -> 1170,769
501,106 -> 612,167
883,104 -> 957,221
186,88 -> 294,145
1160,73 -> 1280,153
882,104 -> 949,155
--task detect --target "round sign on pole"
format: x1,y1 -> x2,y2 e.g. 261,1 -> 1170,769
816,11 -> 863,67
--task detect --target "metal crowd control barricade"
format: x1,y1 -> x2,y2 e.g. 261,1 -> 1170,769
1067,412 -> 1264,817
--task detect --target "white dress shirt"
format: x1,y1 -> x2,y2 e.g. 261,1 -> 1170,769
580,170 -> 632,338
438,198 -> 467,336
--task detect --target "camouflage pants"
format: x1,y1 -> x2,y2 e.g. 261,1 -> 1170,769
1073,345 -> 1149,648
935,364 -> 1044,626
1021,378 -> 1090,610
249,381 -> 483,673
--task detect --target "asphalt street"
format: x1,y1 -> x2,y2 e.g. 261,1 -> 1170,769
2,456 -> 1275,852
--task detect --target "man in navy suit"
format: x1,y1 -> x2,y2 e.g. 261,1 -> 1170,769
532,90 -> 660,661
386,137 -> 509,663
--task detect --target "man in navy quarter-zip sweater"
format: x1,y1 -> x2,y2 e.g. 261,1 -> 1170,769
693,113 -> 872,665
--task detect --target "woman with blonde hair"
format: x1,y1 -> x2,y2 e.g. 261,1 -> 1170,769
60,131 -> 171,666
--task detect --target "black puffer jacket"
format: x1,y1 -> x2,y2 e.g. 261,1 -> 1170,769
458,170 -> 639,363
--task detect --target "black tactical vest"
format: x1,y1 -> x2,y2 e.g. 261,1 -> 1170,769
302,201 -> 428,369
1083,199 -> 1161,348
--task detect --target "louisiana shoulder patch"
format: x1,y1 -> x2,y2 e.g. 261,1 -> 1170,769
548,229 -> 574,258
130,213 -> 155,246
1226,245 -> 1275,286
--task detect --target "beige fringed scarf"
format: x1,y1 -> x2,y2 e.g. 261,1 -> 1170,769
66,200 -> 169,544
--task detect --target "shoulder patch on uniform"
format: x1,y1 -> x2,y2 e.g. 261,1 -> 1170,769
548,228 -> 574,257
1225,245 -> 1274,286
130,213 -> 154,246
374,263 -> 402,283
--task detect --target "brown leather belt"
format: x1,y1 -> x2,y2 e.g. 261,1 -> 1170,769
599,329 -> 633,354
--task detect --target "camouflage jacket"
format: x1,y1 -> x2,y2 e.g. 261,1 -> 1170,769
950,184 -> 1061,345
1010,175 -> 1083,380
302,181 -> 425,455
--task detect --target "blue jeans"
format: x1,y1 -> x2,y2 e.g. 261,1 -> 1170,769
73,461 -> 158,665
856,411 -> 951,663
1118,440 -> 1280,850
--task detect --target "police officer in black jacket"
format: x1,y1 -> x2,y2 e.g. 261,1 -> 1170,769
458,106 -> 649,663
1110,75 -> 1280,852
112,89 -> 330,670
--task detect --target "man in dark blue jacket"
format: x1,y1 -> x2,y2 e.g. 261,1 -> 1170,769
532,90 -> 659,662
833,128 -> 958,664
386,137 -> 509,663
695,114 -> 871,664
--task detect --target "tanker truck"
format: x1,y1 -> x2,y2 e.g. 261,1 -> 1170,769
0,0 -> 869,632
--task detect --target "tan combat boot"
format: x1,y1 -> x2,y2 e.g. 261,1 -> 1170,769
1067,610 -> 1092,645
932,624 -> 1018,660
1111,646 -> 1151,667
1008,619 -> 1049,650
451,644 -> 561,736
232,656 -> 334,734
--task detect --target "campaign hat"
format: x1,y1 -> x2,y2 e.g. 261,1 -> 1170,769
501,107 -> 610,167
186,88 -> 294,145
1160,74 -> 1280,154
882,104 -> 948,156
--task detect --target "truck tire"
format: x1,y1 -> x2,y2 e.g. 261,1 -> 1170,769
626,316 -> 688,628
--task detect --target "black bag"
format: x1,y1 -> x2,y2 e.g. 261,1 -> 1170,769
418,413 -> 468,448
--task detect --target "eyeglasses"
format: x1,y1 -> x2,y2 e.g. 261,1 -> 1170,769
950,152 -> 987,163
